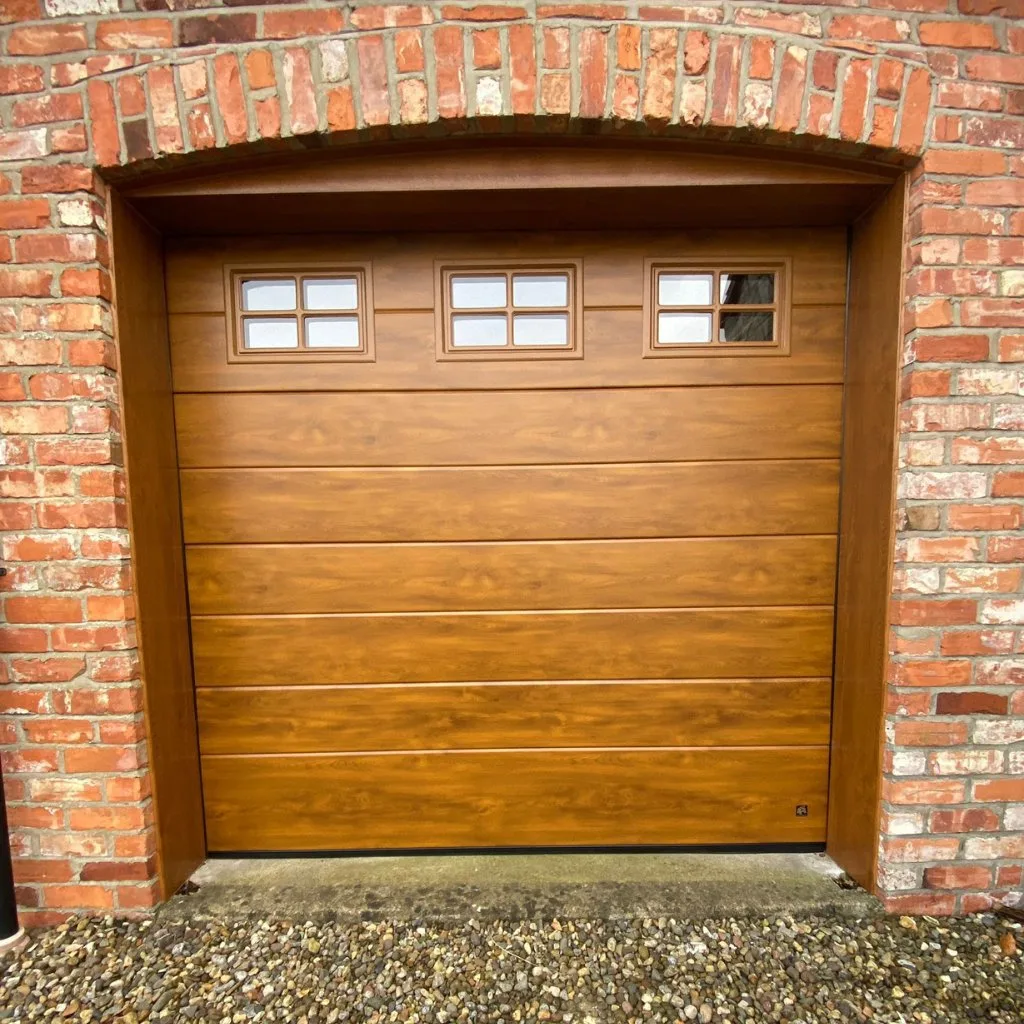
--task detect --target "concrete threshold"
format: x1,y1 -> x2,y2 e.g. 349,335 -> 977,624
159,852 -> 882,923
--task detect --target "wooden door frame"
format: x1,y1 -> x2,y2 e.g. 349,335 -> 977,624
108,140 -> 907,899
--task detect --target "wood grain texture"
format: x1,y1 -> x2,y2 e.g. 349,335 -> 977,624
164,228 -> 846,313
130,141 -> 896,200
110,195 -> 205,894
180,461 -> 841,544
202,746 -> 830,851
827,181 -> 906,891
175,386 -> 842,468
170,306 -> 845,393
186,537 -> 838,615
196,678 -> 834,754
191,607 -> 835,686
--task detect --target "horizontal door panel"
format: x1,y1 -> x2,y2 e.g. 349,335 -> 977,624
169,307 -> 844,393
165,228 -> 846,314
197,678 -> 833,754
175,386 -> 842,468
186,536 -> 838,615
180,461 -> 840,544
202,747 -> 830,851
191,607 -> 835,685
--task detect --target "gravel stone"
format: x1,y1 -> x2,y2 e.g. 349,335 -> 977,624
0,913 -> 1021,1022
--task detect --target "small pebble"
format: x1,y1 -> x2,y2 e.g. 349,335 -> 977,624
0,913 -> 1021,1022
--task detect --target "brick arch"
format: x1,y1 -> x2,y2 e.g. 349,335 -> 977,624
81,19 -> 935,176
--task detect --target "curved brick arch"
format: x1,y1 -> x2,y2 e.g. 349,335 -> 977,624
2,2 -> 1023,924
79,18 -> 935,172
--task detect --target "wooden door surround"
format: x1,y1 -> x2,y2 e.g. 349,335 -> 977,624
109,138 -> 906,899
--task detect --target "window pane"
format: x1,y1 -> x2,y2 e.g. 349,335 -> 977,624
243,317 -> 299,349
303,277 -> 358,311
452,314 -> 508,347
306,316 -> 360,349
512,313 -> 569,347
720,311 -> 774,342
658,311 -> 712,345
658,273 -> 712,307
720,273 -> 775,305
451,275 -> 507,309
512,274 -> 568,308
241,279 -> 296,311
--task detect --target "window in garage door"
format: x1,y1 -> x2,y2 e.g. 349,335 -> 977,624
165,228 -> 845,853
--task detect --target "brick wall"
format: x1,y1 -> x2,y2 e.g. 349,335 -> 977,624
0,0 -> 1021,921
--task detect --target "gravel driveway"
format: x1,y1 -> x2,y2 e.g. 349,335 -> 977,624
1,913 -> 1021,1023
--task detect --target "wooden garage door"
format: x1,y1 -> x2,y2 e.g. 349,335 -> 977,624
167,228 -> 845,852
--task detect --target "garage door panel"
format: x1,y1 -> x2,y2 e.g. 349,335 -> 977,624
169,306 -> 844,393
197,679 -> 833,754
202,747 -> 830,851
165,228 -> 845,315
180,462 -> 841,544
191,607 -> 835,686
175,386 -> 842,468
186,537 -> 837,615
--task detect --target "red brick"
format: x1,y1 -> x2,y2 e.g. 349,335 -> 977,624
891,600 -> 978,627
0,198 -> 51,230
188,104 -> 218,150
936,691 -> 1009,716
13,860 -> 74,885
682,30 -> 709,76
965,55 -> 1024,85
993,472 -> 1024,497
180,14 -> 257,48
8,24 -> 88,56
350,4 -> 434,29
434,25 -> 466,118
42,885 -> 115,910
264,8 -> 344,39
974,780 -> 1024,802
884,779 -> 967,805
812,51 -> 838,92
213,53 -> 248,145
893,719 -> 968,746
81,859 -> 154,883
749,37 -> 774,81
899,67 -> 933,153
579,27 -> 608,119
924,865 -> 992,890
12,93 -> 82,127
930,808 -> 1001,834
541,73 -> 570,115
96,18 -> 172,50
829,15 -> 910,43
920,21 -> 999,49
0,65 -> 45,96
87,80 -> 119,167
543,26 -> 569,69
509,23 -> 537,114
883,893 -> 957,916
4,595 -> 81,624
773,46 -> 808,134
472,27 -> 501,69
356,36 -> 389,128
709,34 -> 740,125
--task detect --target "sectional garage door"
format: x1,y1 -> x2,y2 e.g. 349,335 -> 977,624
166,228 -> 846,852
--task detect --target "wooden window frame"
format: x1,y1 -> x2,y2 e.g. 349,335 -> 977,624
435,259 -> 583,361
642,257 -> 792,358
225,262 -> 375,364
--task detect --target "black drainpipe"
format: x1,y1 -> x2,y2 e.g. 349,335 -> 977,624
0,564 -> 24,948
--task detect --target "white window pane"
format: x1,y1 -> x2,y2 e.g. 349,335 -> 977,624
658,311 -> 712,345
452,314 -> 507,347
451,275 -> 506,309
658,273 -> 713,307
303,277 -> 359,311
512,274 -> 568,308
241,279 -> 296,311
306,316 -> 360,349
512,313 -> 569,347
243,317 -> 299,349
